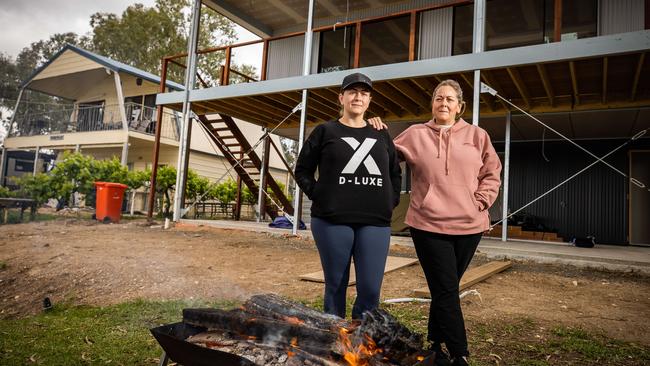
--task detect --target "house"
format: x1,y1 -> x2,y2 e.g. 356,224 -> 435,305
0,44 -> 291,216
153,0 -> 649,244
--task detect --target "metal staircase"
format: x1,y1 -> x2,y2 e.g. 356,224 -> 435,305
196,114 -> 294,216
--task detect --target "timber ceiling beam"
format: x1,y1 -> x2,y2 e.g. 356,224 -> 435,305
308,91 -> 344,116
263,93 -> 331,122
373,83 -> 420,116
275,92 -> 331,122
412,77 -> 437,95
480,72 -> 509,111
460,72 -> 495,111
367,89 -> 405,117
536,64 -> 555,107
631,52 -> 645,101
602,57 -> 608,104
388,80 -> 431,109
213,98 -> 287,124
506,67 -> 531,110
569,61 -> 580,105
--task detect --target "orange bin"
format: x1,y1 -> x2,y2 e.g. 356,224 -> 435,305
94,182 -> 128,223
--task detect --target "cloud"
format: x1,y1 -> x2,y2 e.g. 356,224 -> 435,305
0,0 -> 155,58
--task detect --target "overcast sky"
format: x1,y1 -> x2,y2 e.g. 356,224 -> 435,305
0,0 -> 260,67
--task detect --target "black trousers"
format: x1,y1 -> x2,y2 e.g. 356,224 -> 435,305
410,228 -> 482,358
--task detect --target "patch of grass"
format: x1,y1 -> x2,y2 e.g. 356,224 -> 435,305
0,261 -> 6,270
2,298 -> 648,365
378,302 -> 650,365
0,299 -> 237,365
549,326 -> 650,364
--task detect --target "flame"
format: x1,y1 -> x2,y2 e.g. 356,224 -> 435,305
337,327 -> 382,366
286,337 -> 299,358
417,355 -> 425,361
284,316 -> 305,325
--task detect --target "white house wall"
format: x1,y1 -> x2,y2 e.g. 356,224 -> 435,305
32,49 -> 103,80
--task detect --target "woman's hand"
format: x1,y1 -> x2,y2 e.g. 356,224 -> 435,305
367,117 -> 388,130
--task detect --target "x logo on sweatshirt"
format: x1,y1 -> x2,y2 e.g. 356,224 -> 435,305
340,137 -> 381,175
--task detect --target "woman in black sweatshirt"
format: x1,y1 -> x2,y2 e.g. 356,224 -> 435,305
295,73 -> 401,319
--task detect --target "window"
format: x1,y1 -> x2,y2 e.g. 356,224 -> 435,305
560,0 -> 597,40
453,0 -> 598,55
318,25 -> 356,73
14,160 -> 34,172
453,4 -> 473,55
359,16 -> 411,67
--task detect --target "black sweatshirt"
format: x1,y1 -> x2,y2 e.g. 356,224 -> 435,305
295,120 -> 402,226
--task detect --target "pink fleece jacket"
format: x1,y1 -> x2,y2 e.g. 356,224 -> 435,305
394,118 -> 502,235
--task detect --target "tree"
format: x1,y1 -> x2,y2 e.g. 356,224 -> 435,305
12,173 -> 52,205
48,152 -> 97,206
155,165 -> 177,217
89,0 -> 254,85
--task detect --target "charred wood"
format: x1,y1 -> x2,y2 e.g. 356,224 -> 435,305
356,308 -> 426,366
244,293 -> 349,331
183,308 -> 338,358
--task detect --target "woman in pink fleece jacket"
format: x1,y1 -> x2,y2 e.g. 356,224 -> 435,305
371,79 -> 501,366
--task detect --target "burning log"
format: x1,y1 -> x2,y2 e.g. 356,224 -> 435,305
356,309 -> 426,366
244,293 -> 349,331
187,331 -> 340,366
155,294 -> 429,366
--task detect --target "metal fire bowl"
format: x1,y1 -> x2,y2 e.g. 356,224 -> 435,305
150,322 -> 257,366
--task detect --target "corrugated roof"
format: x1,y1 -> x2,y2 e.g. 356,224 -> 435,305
20,44 -> 184,91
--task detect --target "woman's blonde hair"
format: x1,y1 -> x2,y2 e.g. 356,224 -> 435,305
432,79 -> 466,120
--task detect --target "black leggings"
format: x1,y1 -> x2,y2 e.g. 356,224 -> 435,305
410,228 -> 481,358
311,217 -> 391,319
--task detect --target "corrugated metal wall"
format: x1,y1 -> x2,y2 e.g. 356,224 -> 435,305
493,139 -> 650,244
418,7 -> 453,59
599,0 -> 645,35
266,34 -> 320,80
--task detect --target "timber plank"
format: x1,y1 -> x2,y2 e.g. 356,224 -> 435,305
299,256 -> 418,285
412,260 -> 512,298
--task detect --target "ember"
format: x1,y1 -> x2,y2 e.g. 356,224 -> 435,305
151,294 -> 430,366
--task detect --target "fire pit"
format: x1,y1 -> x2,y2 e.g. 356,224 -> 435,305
151,294 -> 434,366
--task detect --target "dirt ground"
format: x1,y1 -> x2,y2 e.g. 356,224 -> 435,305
1,217 -> 649,347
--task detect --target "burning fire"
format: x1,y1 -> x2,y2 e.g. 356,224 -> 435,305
338,327 -> 382,366
287,337 -> 299,357
284,316 -> 305,325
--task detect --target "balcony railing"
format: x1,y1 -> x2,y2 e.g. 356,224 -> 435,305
10,102 -> 181,141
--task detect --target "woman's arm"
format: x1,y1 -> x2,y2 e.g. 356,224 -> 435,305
294,126 -> 323,200
474,132 -> 502,211
384,131 -> 402,208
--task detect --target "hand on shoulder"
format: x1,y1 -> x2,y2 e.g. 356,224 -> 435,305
367,117 -> 388,130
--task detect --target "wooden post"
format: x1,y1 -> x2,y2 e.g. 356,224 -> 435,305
235,172 -> 243,220
147,58 -> 169,220
554,0 -> 562,42
409,11 -> 417,61
223,47 -> 232,85
353,22 -> 362,68
261,40 -> 269,81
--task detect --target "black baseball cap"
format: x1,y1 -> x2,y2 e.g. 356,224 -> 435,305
341,72 -> 372,91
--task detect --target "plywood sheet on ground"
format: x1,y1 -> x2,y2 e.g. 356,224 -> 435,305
413,260 -> 512,298
299,256 -> 419,286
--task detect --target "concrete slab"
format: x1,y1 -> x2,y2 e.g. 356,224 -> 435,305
181,219 -> 650,274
